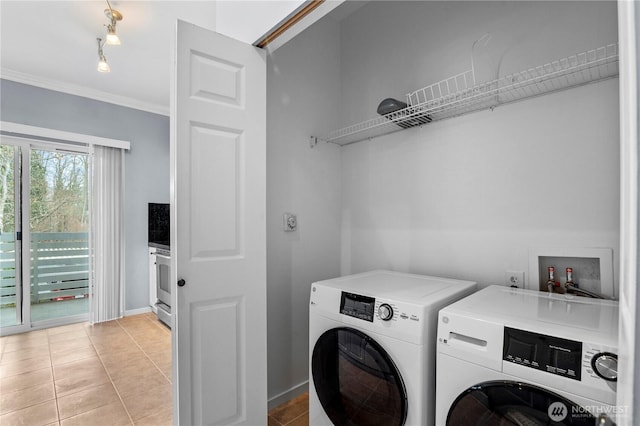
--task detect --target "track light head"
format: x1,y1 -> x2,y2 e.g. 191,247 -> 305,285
104,1 -> 123,45
96,38 -> 110,73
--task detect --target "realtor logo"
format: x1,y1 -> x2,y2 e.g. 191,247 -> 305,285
548,402 -> 568,421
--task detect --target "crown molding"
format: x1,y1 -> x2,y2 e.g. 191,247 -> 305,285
1,68 -> 169,117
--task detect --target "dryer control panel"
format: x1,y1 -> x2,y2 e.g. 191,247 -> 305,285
340,292 -> 376,322
311,285 -> 430,344
339,292 -> 406,323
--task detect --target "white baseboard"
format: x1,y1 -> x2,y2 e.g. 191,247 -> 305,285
268,381 -> 309,411
125,306 -> 152,316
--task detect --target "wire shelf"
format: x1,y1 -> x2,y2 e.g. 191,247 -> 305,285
313,43 -> 618,147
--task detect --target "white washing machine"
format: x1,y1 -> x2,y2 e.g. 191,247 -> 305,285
309,270 -> 476,426
436,285 -> 619,425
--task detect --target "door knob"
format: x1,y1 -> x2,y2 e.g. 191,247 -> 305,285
177,278 -> 186,287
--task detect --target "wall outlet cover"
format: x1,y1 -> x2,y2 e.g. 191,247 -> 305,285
505,271 -> 525,288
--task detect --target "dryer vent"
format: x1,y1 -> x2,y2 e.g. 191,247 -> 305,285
377,98 -> 432,129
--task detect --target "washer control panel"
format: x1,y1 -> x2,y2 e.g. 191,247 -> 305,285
591,353 -> 618,381
585,347 -> 618,382
503,327 -> 582,381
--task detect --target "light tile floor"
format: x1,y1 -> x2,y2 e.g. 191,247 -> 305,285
0,312 -> 172,426
2,311 -> 308,426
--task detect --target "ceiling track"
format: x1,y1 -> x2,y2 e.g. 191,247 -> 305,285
255,0 -> 325,49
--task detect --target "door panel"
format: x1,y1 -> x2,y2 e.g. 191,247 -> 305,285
190,53 -> 244,105
189,125 -> 241,258
190,296 -> 243,424
172,20 -> 267,426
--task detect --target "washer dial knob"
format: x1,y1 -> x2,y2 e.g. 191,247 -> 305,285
378,303 -> 394,321
592,352 -> 618,381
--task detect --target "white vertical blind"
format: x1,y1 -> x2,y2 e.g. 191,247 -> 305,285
90,145 -> 125,323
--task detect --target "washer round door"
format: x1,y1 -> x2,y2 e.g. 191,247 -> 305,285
446,381 -> 616,425
311,327 -> 407,426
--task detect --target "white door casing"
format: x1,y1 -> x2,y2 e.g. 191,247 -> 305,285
171,20 -> 267,425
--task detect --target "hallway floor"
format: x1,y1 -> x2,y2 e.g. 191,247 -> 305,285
2,312 -> 308,426
0,312 -> 172,425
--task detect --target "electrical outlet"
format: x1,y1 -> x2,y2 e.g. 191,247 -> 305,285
283,213 -> 297,232
505,271 -> 525,288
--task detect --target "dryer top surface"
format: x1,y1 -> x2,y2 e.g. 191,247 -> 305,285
442,285 -> 619,343
313,270 -> 476,307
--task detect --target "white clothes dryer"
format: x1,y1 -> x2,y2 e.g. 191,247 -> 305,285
309,270 -> 476,426
436,285 -> 619,426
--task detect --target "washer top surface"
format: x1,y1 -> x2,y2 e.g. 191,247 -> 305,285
313,270 -> 476,308
442,285 -> 618,342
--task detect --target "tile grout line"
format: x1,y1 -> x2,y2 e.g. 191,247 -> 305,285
117,316 -> 172,384
87,320 -> 136,426
141,317 -> 171,380
0,334 -> 54,418
1,315 -> 171,425
284,411 -> 309,426
268,415 -> 285,426
47,327 -> 62,425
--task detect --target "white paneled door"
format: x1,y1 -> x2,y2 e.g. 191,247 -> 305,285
171,20 -> 267,426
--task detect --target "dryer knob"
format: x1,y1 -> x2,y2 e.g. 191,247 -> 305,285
592,352 -> 618,381
378,303 -> 394,321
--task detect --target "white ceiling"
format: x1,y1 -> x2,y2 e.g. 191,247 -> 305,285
0,1 -> 307,115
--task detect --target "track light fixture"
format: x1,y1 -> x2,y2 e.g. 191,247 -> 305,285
97,38 -> 110,73
104,0 -> 123,45
95,1 -> 122,73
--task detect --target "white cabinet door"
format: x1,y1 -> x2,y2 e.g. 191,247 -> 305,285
171,20 -> 267,426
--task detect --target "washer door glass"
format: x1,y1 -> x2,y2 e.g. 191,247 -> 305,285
447,381 -> 616,426
312,327 -> 407,426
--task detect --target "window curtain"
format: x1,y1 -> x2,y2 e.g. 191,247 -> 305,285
90,145 -> 125,323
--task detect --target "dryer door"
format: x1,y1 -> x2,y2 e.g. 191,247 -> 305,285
312,327 -> 407,426
446,381 -> 615,425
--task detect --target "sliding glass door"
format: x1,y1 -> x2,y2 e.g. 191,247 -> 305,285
29,148 -> 90,322
1,139 -> 90,333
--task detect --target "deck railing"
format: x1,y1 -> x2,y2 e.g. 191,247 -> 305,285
0,232 -> 89,307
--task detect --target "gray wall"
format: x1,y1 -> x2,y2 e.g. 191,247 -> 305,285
338,1 -> 620,292
266,15 -> 343,405
1,79 -> 170,312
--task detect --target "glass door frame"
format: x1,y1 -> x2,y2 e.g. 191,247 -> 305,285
1,135 -> 91,336
0,141 -> 23,329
